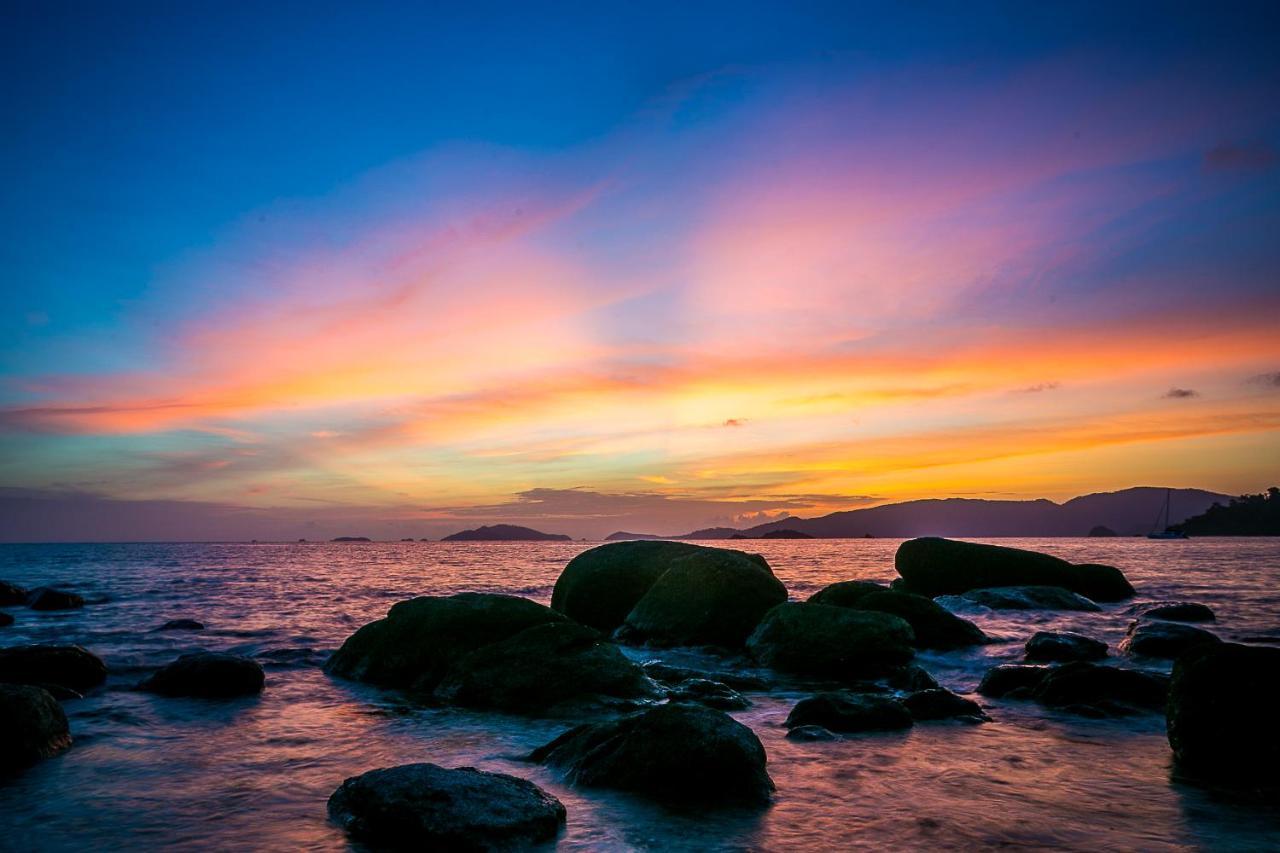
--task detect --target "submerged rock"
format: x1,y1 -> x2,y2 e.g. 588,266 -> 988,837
961,586 -> 1101,612
904,688 -> 990,722
0,684 -> 71,771
551,541 -> 770,632
978,664 -> 1050,698
1119,621 -> 1221,659
640,661 -> 769,691
433,621 -> 658,714
0,612 -> 12,627
746,602 -> 914,679
1142,602 -> 1215,623
784,692 -> 913,733
895,538 -> 1134,601
0,581 -> 28,606
885,664 -> 940,692
1167,643 -> 1280,783
26,587 -> 85,611
666,678 -> 750,711
328,763 -> 566,849
786,724 -> 837,742
616,547 -> 786,648
854,591 -> 987,650
0,644 -> 107,692
140,652 -> 264,698
529,703 -> 773,807
807,580 -> 887,608
1025,631 -> 1108,663
157,619 -> 205,631
1033,662 -> 1169,714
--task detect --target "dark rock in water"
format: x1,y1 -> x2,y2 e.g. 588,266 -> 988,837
640,661 -> 769,691
529,703 -> 773,807
551,541 -> 771,633
1143,602 -> 1215,623
1025,631 -> 1108,663
325,593 -> 564,690
0,684 -> 71,771
807,580 -> 887,608
331,536 -> 371,542
786,724 -> 837,741
961,586 -> 1101,612
0,644 -> 107,692
1033,662 -> 1169,713
157,619 -> 205,631
0,612 -> 12,627
1167,643 -> 1280,783
886,664 -> 939,692
854,591 -> 987,650
442,524 -> 572,542
667,678 -> 750,711
26,587 -> 85,611
0,581 -> 27,606
433,621 -> 659,715
328,763 -> 566,849
895,538 -> 1134,601
616,547 -> 786,648
904,688 -> 990,722
140,652 -> 264,698
1119,621 -> 1220,659
785,692 -> 913,733
33,683 -> 82,701
978,665 -> 1050,698
1088,525 -> 1118,537
746,602 -> 914,679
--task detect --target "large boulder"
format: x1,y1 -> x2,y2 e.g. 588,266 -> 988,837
529,703 -> 773,807
666,678 -> 750,711
325,593 -> 564,690
0,581 -> 28,606
433,621 -> 659,714
551,541 -> 769,632
853,591 -> 986,650
784,692 -> 913,733
1025,631 -> 1108,663
746,602 -> 914,679
616,548 -> 786,648
978,665 -> 1050,698
26,587 -> 85,611
961,586 -> 1101,612
895,538 -> 1134,601
807,581 -> 887,607
328,763 -> 566,849
903,688 -> 989,723
1143,602 -> 1215,622
1033,662 -> 1169,714
1120,621 -> 1221,659
1167,643 -> 1280,783
0,684 -> 71,770
139,652 -> 265,698
0,644 -> 107,692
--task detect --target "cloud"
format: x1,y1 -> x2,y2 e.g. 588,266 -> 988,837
1163,388 -> 1199,399
1203,141 -> 1277,173
722,418 -> 747,427
1017,382 -> 1060,393
1246,371 -> 1280,388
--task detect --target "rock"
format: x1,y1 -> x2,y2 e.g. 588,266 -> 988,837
786,724 -> 837,741
1143,602 -> 1215,623
854,591 -> 987,649
551,541 -> 769,632
1167,643 -> 1280,783
1119,621 -> 1221,659
325,593 -> 564,690
785,692 -> 913,733
904,688 -> 990,722
1088,525 -> 1117,537
1025,631 -> 1108,663
529,703 -> 773,807
641,661 -> 769,691
885,665 -> 939,692
746,602 -> 914,679
328,763 -> 566,849
616,547 -> 786,648
978,664 -> 1050,698
895,538 -> 1134,601
807,580 -> 887,607
139,652 -> 265,698
157,619 -> 205,631
0,644 -> 107,692
1033,662 -> 1169,713
26,587 -> 85,611
0,612 -> 12,627
0,684 -> 71,771
961,586 -> 1101,612
433,621 -> 659,715
0,581 -> 27,606
667,678 -> 750,710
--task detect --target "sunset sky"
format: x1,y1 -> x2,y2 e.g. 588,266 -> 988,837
3,3 -> 1279,540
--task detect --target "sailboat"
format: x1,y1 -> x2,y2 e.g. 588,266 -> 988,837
1147,489 -> 1189,539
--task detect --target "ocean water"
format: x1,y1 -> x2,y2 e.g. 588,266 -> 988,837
1,538 -> 1278,851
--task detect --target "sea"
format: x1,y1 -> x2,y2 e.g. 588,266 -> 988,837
1,538 -> 1278,851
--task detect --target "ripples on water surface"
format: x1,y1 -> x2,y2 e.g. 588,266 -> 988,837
1,539 -> 1278,851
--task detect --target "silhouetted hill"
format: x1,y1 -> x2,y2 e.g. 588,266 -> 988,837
604,531 -> 664,541
1173,488 -> 1280,535
441,524 -> 572,542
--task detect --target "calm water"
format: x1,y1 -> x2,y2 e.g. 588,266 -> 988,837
1,538 -> 1278,851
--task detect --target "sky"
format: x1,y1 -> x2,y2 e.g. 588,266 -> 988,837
2,1 -> 1279,540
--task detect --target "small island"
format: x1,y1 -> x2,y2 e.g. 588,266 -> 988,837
331,536 -> 372,542
440,524 -> 572,542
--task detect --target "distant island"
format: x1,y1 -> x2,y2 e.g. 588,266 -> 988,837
441,524 -> 572,542
331,536 -> 372,542
1173,488 -> 1280,535
731,529 -> 814,539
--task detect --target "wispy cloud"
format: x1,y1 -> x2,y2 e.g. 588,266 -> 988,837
1163,388 -> 1199,399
